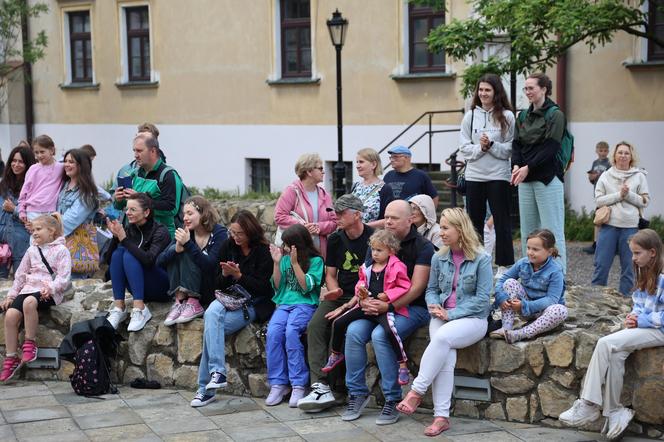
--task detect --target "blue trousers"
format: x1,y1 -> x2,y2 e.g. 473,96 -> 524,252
592,225 -> 637,296
517,178 -> 566,273
110,246 -> 170,302
197,300 -> 256,394
266,304 -> 316,387
345,305 -> 429,401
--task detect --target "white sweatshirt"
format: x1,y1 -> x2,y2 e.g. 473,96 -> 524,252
595,167 -> 649,228
458,107 -> 515,182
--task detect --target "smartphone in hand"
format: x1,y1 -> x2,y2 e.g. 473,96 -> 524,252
117,176 -> 133,189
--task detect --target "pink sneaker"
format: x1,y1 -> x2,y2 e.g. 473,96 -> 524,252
176,297 -> 204,324
0,356 -> 21,382
321,352 -> 345,373
164,300 -> 184,326
21,339 -> 37,364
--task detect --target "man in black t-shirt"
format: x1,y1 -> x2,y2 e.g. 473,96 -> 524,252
298,195 -> 374,412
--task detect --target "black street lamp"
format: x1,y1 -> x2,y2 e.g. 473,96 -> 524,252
327,9 -> 348,198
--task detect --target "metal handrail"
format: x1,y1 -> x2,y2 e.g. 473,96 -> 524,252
379,109 -> 464,171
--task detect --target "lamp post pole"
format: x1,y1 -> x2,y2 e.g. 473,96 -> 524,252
327,9 -> 348,199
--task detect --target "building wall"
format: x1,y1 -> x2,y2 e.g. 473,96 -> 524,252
2,0 -> 663,216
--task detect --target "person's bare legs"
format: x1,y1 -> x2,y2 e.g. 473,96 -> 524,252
22,297 -> 39,341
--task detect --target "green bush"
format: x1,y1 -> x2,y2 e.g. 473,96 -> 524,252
187,186 -> 281,201
645,215 -> 664,238
565,205 -> 594,241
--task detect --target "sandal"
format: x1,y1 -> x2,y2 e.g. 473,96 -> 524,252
396,389 -> 422,415
424,416 -> 450,437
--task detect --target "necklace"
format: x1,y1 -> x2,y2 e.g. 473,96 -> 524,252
373,267 -> 385,281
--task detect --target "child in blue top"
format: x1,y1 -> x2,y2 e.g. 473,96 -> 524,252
266,224 -> 324,408
560,229 -> 664,437
491,229 -> 566,343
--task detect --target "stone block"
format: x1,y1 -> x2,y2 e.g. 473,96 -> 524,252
484,402 -> 506,420
235,325 -> 263,368
537,381 -> 575,418
174,365 -> 198,389
81,289 -> 113,310
34,325 -> 64,347
575,331 -> 599,370
490,374 -> 535,394
49,302 -> 78,327
260,204 -> 275,227
405,327 -> 429,367
365,364 -> 380,391
224,364 -> 247,396
457,339 -> 489,375
248,373 -> 270,397
128,322 -> 157,365
543,332 -> 575,367
69,310 -> 96,328
529,392 -> 540,423
633,346 -> 664,377
123,365 -> 145,384
146,353 -> 174,386
506,396 -> 528,422
176,319 -> 204,364
526,340 -> 545,376
489,340 -> 526,372
453,400 -> 479,418
154,324 -> 175,347
550,369 -> 576,389
633,378 -> 664,424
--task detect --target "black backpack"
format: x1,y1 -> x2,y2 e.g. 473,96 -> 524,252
70,338 -> 116,397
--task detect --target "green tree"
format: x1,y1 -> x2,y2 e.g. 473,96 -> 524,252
0,0 -> 48,114
415,0 -> 664,97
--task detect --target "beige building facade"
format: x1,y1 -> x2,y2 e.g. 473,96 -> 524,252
1,0 -> 662,215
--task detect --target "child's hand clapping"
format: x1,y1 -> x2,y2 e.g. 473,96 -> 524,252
269,244 -> 283,263
289,245 -> 298,266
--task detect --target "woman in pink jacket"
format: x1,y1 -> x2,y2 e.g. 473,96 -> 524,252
320,229 -> 413,385
274,154 -> 336,258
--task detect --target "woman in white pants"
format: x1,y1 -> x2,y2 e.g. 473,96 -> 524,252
396,207 -> 492,436
559,229 -> 664,440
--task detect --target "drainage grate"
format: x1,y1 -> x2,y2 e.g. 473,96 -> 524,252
453,376 -> 491,401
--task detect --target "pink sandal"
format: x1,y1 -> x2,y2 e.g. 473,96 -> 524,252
396,390 -> 422,415
424,416 -> 450,437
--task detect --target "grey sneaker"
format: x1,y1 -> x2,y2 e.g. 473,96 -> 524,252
106,307 -> 128,329
341,394 -> 369,421
376,400 -> 400,425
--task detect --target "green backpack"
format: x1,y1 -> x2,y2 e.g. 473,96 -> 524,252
158,166 -> 191,229
518,105 -> 574,173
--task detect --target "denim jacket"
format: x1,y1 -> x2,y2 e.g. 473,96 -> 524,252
494,256 -> 565,316
425,249 -> 492,320
57,182 -> 97,237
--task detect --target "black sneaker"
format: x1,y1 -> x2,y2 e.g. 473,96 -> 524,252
205,372 -> 227,390
376,400 -> 400,425
341,394 -> 369,421
583,243 -> 596,255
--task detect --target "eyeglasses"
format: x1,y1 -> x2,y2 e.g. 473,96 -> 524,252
389,154 -> 406,160
313,167 -> 324,171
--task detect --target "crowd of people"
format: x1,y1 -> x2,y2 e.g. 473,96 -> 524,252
0,71 -> 660,439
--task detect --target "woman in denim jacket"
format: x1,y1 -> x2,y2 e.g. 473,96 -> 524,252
0,145 -> 36,277
492,229 -> 566,343
397,207 -> 491,437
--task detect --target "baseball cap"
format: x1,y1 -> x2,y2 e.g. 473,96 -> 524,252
327,194 -> 365,213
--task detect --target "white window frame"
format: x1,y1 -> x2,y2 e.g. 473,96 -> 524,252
269,0 -> 318,81
118,1 -> 158,84
61,7 -> 95,85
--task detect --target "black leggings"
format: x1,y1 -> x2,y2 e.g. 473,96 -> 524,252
330,307 -> 407,363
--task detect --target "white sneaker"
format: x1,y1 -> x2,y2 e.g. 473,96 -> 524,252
297,382 -> 336,412
106,307 -> 128,329
603,407 -> 635,440
559,399 -> 601,427
127,307 -> 152,332
495,266 -> 510,280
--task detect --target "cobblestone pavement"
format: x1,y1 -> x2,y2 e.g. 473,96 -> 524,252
0,381 -> 654,442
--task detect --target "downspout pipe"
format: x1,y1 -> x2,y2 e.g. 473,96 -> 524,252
556,52 -> 567,113
20,0 -> 34,143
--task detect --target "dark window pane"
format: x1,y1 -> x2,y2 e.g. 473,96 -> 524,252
414,44 -> 428,66
285,50 -> 298,72
409,6 -> 445,72
74,40 -> 83,59
129,11 -> 141,30
72,15 -> 82,33
414,18 -> 428,42
301,27 -> 310,47
74,59 -> 83,80
280,0 -> 310,77
432,17 -> 443,28
432,51 -> 444,66
284,0 -> 309,19
284,29 -> 297,50
301,49 -> 311,71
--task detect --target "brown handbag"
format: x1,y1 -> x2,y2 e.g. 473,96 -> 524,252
593,206 -> 611,226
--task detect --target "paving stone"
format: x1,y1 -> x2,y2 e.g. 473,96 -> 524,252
442,417 -> 502,436
302,428 -> 380,442
448,431 -> 523,442
146,415 -> 218,436
262,401 -> 338,422
210,409 -> 278,428
124,390 -> 187,409
0,425 -> 16,441
66,398 -> 128,417
0,395 -> 59,411
223,422 -> 299,441
0,384 -> 52,400
18,430 -> 89,442
4,405 -> 70,424
84,423 -> 161,442
54,392 -> 119,405
192,394 -> 261,417
509,426 -> 602,442
74,408 -> 144,430
11,417 -> 79,439
287,416 -> 357,435
162,429 -> 233,441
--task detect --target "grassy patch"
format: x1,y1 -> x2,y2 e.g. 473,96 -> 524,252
187,186 -> 281,201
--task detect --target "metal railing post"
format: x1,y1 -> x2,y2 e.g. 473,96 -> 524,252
449,150 -> 458,208
428,113 -> 433,168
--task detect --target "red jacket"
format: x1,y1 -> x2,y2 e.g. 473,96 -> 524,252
356,255 -> 412,317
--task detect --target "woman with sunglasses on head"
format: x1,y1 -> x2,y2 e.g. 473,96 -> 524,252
275,153 -> 336,259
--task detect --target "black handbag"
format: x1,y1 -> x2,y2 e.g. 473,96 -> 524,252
638,217 -> 650,230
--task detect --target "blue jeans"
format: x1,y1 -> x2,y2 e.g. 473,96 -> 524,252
0,219 -> 30,278
518,178 -> 566,272
345,305 -> 429,401
110,246 -> 170,302
266,304 -> 317,387
592,225 -> 637,296
197,299 -> 256,394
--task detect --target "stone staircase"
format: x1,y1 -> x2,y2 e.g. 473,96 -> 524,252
427,169 -> 463,213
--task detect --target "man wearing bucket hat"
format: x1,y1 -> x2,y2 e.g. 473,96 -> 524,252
383,146 -> 439,207
297,194 -> 374,412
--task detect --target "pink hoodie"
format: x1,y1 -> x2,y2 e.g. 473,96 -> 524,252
18,161 -> 64,216
356,255 -> 412,317
274,179 -> 337,259
8,236 -> 72,305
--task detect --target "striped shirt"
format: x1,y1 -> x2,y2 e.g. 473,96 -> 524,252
632,273 -> 664,330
